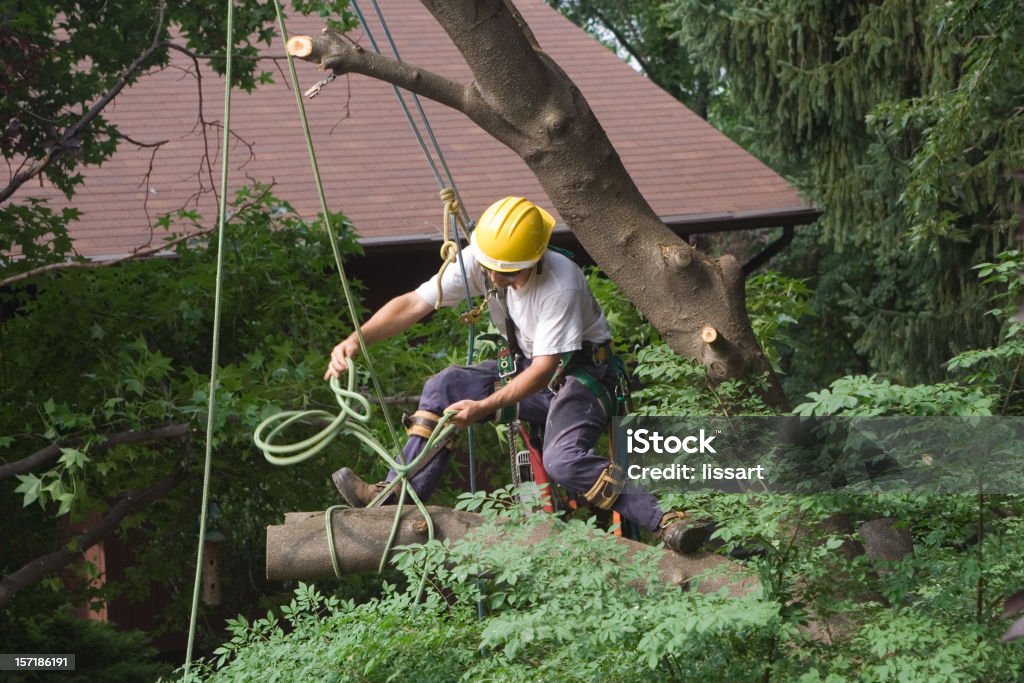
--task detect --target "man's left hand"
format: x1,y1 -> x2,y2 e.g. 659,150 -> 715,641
446,399 -> 490,428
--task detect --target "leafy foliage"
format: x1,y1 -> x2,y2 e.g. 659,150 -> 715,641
0,187 -> 444,636
179,487 -> 1024,683
0,0 -> 356,277
0,613 -> 171,683
628,270 -> 813,416
668,0 -> 1024,384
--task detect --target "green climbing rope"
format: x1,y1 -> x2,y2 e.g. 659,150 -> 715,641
272,0 -> 402,455
255,358 -> 458,579
260,0 -> 471,589
183,0 -> 234,675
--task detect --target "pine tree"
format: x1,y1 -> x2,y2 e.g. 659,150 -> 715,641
669,0 -> 1024,382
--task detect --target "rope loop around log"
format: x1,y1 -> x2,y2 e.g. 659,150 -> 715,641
254,358 -> 459,580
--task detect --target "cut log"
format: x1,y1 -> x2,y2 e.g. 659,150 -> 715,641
266,507 -> 757,597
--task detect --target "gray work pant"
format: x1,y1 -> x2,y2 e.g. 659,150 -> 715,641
389,359 -> 664,532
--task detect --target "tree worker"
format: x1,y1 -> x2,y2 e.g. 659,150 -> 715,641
324,196 -> 707,554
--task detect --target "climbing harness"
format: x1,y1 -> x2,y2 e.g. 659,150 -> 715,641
471,271 -> 637,529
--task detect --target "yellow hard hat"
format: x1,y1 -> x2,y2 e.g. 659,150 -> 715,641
470,197 -> 556,272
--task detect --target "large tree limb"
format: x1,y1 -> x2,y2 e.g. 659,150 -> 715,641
288,0 -> 789,408
287,33 -> 522,149
0,471 -> 184,609
267,507 -> 757,597
420,0 -> 555,117
0,423 -> 190,482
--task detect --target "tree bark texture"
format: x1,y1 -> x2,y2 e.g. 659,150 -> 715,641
287,0 -> 789,409
266,507 -> 757,597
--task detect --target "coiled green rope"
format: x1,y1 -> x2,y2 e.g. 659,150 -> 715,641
254,357 -> 458,578
261,0 -> 461,595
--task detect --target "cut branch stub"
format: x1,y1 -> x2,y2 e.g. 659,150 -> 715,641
286,36 -> 314,59
701,325 -> 719,344
286,34 -> 344,65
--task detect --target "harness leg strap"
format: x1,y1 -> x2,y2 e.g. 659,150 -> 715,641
402,427 -> 460,481
583,462 -> 625,510
402,410 -> 442,439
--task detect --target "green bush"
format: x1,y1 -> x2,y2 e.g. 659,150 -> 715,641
1,613 -> 171,683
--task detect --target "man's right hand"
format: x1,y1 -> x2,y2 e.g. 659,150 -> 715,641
324,336 -> 359,380
322,291 -> 433,381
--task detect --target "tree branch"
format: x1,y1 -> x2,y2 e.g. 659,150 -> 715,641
289,33 -> 468,114
0,2 -> 169,205
288,31 -> 522,148
0,471 -> 185,609
0,423 -> 190,482
164,42 -> 219,210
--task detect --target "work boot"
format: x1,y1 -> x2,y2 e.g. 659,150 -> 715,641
655,511 -> 710,554
332,467 -> 390,507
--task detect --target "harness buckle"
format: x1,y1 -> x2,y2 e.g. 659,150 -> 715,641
547,352 -> 573,393
496,347 -> 518,379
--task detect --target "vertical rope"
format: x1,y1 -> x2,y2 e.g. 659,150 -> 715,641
183,0 -> 233,674
348,2 -> 485,485
273,0 -> 402,453
350,3 -> 485,619
358,0 -> 470,225
350,0 -> 469,226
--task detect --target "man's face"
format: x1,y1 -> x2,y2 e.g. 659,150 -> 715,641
484,266 -> 532,290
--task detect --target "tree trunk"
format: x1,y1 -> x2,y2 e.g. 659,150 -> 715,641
286,0 -> 789,410
266,506 -> 757,597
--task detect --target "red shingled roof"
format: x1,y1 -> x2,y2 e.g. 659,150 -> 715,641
13,0 -> 813,260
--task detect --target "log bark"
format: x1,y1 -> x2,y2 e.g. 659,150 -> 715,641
286,0 -> 789,410
266,507 -> 757,597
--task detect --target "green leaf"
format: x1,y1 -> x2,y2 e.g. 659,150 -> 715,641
14,473 -> 43,507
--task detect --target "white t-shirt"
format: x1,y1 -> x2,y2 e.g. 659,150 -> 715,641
414,247 -> 612,358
